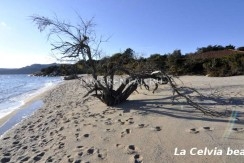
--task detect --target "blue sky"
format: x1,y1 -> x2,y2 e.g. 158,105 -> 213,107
0,0 -> 244,68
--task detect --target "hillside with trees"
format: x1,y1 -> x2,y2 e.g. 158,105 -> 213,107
0,63 -> 58,74
35,45 -> 244,77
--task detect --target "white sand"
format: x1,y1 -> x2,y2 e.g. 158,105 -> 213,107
0,76 -> 243,163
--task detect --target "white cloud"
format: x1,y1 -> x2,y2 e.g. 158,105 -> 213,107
0,21 -> 7,27
0,21 -> 10,31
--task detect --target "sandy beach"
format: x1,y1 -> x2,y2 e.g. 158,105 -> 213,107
0,76 -> 244,163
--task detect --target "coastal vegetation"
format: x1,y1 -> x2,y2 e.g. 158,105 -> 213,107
31,15 -> 237,117
35,47 -> 244,77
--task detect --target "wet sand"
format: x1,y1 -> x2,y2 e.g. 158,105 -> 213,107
0,100 -> 43,136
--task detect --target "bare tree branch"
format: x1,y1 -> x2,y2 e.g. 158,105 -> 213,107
31,14 -> 230,117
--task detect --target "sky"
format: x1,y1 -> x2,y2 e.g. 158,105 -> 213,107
0,0 -> 244,68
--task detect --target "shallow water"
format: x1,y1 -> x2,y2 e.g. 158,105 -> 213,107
0,75 -> 62,119
0,100 -> 44,136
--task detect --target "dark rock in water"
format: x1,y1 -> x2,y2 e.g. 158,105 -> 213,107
64,74 -> 79,80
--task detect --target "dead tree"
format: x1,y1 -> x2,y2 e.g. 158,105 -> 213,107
31,15 -> 230,117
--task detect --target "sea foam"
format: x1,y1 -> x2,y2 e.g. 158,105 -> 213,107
0,75 -> 62,119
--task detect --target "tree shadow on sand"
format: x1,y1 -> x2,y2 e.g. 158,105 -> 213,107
115,94 -> 244,125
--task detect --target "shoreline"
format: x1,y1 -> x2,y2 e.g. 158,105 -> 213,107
0,81 -> 64,132
0,100 -> 44,136
0,76 -> 243,163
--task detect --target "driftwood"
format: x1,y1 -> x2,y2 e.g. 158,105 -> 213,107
32,15 -> 230,117
64,74 -> 79,80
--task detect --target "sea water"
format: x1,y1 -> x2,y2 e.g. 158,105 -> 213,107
0,75 -> 62,119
